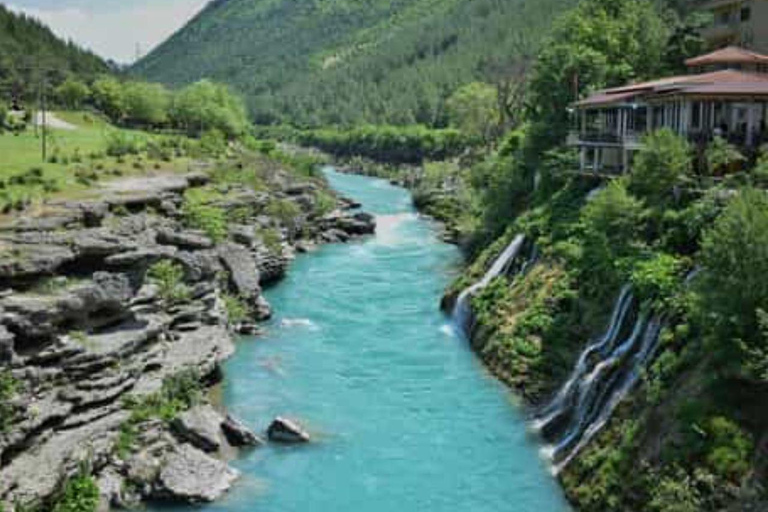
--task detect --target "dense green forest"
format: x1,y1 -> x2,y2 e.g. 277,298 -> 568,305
0,4 -> 109,106
133,0 -> 578,127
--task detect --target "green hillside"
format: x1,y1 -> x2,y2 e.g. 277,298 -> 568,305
0,4 -> 110,106
133,0 -> 577,127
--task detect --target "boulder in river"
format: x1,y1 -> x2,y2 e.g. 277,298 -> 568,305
222,415 -> 264,447
267,417 -> 310,444
156,444 -> 239,503
171,405 -> 226,453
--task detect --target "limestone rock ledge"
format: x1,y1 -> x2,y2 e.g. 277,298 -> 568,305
0,170 -> 375,510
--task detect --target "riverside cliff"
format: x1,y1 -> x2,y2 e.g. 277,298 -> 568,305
0,156 -> 374,511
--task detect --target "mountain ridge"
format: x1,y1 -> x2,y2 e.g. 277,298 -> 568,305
132,0 -> 577,127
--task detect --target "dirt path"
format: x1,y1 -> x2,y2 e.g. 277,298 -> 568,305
35,111 -> 78,131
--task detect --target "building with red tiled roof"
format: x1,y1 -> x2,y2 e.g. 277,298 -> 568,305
569,48 -> 768,174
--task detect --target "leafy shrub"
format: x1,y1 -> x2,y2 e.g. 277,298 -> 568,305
0,370 -> 18,433
630,129 -> 692,203
629,253 -> 684,308
148,260 -> 190,304
182,188 -> 228,242
199,128 -> 227,156
52,472 -> 99,512
118,370 -> 203,456
266,199 -> 301,226
222,293 -> 249,325
703,416 -> 753,481
700,188 -> 768,374
313,191 -> 337,216
706,137 -> 745,175
649,469 -> 702,512
259,228 -> 283,254
171,80 -> 249,138
580,179 -> 645,299
105,131 -> 143,157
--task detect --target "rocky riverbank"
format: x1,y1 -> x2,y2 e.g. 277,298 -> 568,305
0,161 -> 374,511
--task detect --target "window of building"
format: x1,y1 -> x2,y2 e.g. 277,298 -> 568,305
692,102 -> 702,130
741,6 -> 752,22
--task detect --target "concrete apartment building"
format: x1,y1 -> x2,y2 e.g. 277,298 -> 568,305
701,0 -> 768,54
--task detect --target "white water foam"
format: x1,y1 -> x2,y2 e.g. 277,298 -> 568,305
373,213 -> 418,247
440,324 -> 457,338
280,318 -> 320,331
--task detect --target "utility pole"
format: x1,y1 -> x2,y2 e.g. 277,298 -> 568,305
40,74 -> 47,162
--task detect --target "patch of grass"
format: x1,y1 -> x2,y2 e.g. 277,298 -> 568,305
0,113 -> 195,209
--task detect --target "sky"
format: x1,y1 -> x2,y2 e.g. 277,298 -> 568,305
7,0 -> 209,63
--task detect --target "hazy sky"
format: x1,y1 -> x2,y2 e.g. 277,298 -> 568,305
7,0 -> 209,63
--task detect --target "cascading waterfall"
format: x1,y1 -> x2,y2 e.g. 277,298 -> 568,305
453,234 -> 525,334
532,286 -> 634,432
536,287 -> 667,474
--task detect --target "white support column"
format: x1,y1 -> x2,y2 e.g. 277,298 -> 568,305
622,149 -> 629,174
747,104 -> 758,147
647,105 -> 653,132
593,148 -> 600,173
681,101 -> 690,136
618,109 -> 624,138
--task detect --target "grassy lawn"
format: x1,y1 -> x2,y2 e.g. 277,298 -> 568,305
0,111 -> 197,212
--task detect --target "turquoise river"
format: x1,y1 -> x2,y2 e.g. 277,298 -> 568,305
156,169 -> 569,511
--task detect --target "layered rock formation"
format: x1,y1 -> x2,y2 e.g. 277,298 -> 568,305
0,167 -> 375,510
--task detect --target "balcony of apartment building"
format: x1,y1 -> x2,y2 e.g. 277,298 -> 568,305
701,0 -> 754,48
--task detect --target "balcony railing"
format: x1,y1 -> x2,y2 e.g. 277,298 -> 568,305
568,131 -> 644,147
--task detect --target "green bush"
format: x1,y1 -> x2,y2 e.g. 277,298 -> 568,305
52,473 -> 99,512
629,253 -> 684,308
0,370 -> 18,433
630,129 -> 692,203
104,131 -> 143,157
118,370 -> 203,456
171,80 -> 249,138
182,188 -> 228,242
706,137 -> 745,175
199,128 -> 227,156
222,293 -> 249,325
649,469 -> 702,512
266,199 -> 301,226
55,78 -> 90,110
700,188 -> 768,375
148,260 -> 190,304
703,416 -> 753,481
580,179 -> 646,298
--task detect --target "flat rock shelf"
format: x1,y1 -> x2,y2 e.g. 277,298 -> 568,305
151,169 -> 569,512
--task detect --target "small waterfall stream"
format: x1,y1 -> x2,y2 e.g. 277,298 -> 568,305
452,234 -> 673,475
534,288 -> 665,473
453,234 -> 526,335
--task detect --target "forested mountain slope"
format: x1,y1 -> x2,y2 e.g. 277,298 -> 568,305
0,4 -> 109,104
133,0 -> 577,126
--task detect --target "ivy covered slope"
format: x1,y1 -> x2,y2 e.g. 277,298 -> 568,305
0,5 -> 109,102
401,0 -> 768,509
132,0 -> 575,126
